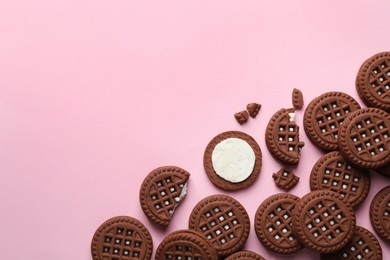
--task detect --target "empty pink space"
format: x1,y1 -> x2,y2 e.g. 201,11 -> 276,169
1,1 -> 389,259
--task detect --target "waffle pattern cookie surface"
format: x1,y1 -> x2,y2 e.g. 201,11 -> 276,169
370,185 -> 390,241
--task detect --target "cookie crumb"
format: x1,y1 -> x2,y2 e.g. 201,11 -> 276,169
272,168 -> 299,191
292,88 -> 304,109
246,103 -> 261,118
234,110 -> 249,124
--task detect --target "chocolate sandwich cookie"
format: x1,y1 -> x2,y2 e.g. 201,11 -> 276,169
338,108 -> 390,169
272,168 -> 299,191
320,225 -> 383,260
292,190 -> 356,254
310,151 -> 370,208
139,166 -> 190,227
188,194 -> 250,257
204,131 -> 262,190
155,229 -> 218,260
255,193 -> 303,254
91,216 -> 153,260
225,250 -> 265,260
370,185 -> 390,241
292,88 -> 304,109
356,52 -> 390,113
375,163 -> 390,177
304,92 -> 361,151
266,108 -> 305,165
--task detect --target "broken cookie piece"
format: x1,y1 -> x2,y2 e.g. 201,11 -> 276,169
272,168 -> 300,191
139,166 -> 190,227
292,88 -> 304,109
246,103 -> 261,118
234,110 -> 249,125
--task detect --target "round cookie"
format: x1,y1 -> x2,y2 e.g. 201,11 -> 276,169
370,185 -> 390,241
225,250 -> 265,260
310,151 -> 370,208
338,108 -> 390,169
320,226 -> 382,260
155,229 -> 218,260
188,194 -> 250,257
255,193 -> 303,254
204,131 -> 262,190
139,166 -> 190,227
356,52 -> 390,113
292,190 -> 356,254
304,92 -> 361,151
375,163 -> 390,177
91,216 -> 153,260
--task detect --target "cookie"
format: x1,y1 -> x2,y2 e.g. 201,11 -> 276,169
255,193 -> 303,254
235,110 -> 249,125
292,88 -> 304,109
375,163 -> 390,177
370,185 -> 390,241
272,168 -> 300,191
310,151 -> 370,208
204,131 -> 262,190
304,92 -> 361,151
139,166 -> 190,227
155,229 -> 218,260
265,108 -> 305,165
188,194 -> 250,257
91,216 -> 153,260
292,190 -> 356,253
225,250 -> 265,260
356,52 -> 390,113
320,225 -> 383,260
247,103 -> 261,118
338,107 -> 390,169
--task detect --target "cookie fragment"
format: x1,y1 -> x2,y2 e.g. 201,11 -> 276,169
91,216 -> 153,260
310,151 -> 370,208
292,88 -> 304,109
139,166 -> 190,227
155,230 -> 218,260
292,190 -> 356,253
304,92 -> 361,151
370,185 -> 390,241
356,52 -> 390,113
255,193 -> 303,254
272,168 -> 300,191
338,108 -> 390,169
234,110 -> 249,125
320,226 -> 383,260
265,108 -> 305,165
204,131 -> 262,190
225,250 -> 265,260
247,103 -> 261,118
188,194 -> 250,257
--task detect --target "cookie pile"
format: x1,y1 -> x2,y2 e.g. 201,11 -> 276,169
90,52 -> 389,259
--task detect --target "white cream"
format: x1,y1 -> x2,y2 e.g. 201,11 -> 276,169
211,138 -> 256,183
170,182 -> 187,215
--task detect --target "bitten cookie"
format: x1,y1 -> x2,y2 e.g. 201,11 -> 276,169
356,52 -> 390,113
204,131 -> 262,190
140,166 -> 190,227
188,194 -> 250,257
91,216 -> 153,260
304,92 -> 361,151
265,108 -> 304,165
370,185 -> 390,241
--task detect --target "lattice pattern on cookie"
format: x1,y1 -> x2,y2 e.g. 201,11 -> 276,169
304,200 -> 349,243
150,175 -> 186,216
198,205 -> 241,247
277,114 -> 304,154
164,245 -> 203,260
349,115 -> 389,158
315,100 -> 351,141
102,226 -> 143,259
321,160 -> 361,201
336,236 -> 376,259
266,202 -> 297,245
370,59 -> 390,100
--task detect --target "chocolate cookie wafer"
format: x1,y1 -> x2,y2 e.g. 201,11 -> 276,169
91,216 -> 153,260
310,151 -> 370,208
255,193 -> 303,254
304,92 -> 361,151
370,185 -> 390,241
292,88 -> 304,109
225,250 -> 265,260
356,52 -> 390,113
188,194 -> 250,257
204,131 -> 262,190
338,108 -> 390,169
272,168 -> 300,191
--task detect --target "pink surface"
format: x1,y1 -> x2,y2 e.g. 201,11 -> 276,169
1,1 -> 389,259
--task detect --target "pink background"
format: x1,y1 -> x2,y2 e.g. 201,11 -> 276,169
1,1 -> 389,259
